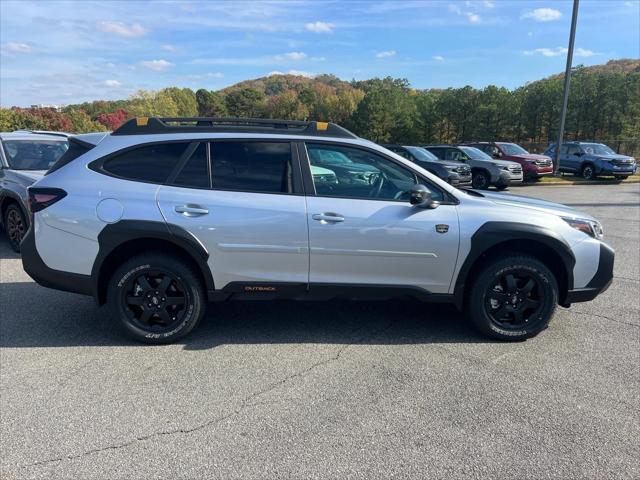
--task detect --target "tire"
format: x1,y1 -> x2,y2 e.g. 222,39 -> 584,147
472,171 -> 490,189
467,254 -> 558,341
581,164 -> 595,180
4,203 -> 27,253
107,252 -> 206,344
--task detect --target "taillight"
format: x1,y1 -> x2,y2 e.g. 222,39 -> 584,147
28,187 -> 67,213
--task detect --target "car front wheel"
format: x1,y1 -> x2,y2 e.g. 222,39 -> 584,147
468,255 -> 558,341
107,253 -> 206,344
472,171 -> 490,189
4,204 -> 27,253
581,164 -> 595,180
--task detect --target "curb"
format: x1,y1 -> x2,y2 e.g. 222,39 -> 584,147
513,178 -> 640,187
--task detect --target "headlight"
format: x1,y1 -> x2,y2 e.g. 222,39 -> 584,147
562,217 -> 604,240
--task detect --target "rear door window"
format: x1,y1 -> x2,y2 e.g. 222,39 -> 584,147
210,141 -> 293,194
102,142 -> 191,183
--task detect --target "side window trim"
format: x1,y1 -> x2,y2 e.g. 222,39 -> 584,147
299,141 -> 456,204
166,142 -> 204,186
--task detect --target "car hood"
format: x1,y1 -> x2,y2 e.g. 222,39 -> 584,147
475,158 -> 520,168
8,169 -> 46,184
510,153 -> 551,162
470,190 -> 596,221
596,154 -> 634,161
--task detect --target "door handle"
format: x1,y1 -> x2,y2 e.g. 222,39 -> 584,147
312,212 -> 344,223
174,204 -> 209,217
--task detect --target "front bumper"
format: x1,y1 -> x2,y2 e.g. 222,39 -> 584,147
498,171 -> 523,185
20,223 -> 93,297
597,163 -> 637,176
449,172 -> 472,187
564,242 -> 614,305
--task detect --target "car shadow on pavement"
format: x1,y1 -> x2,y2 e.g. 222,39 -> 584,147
0,281 -> 493,349
0,240 -> 20,259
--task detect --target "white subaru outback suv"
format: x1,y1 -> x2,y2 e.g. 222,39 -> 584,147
21,117 -> 614,343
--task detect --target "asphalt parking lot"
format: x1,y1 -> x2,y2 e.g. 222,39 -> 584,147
1,183 -> 639,479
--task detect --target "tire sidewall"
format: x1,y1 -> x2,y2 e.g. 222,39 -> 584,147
108,257 -> 205,344
470,259 -> 558,340
582,164 -> 594,180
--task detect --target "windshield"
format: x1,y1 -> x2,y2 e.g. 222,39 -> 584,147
581,143 -> 616,156
459,146 -> 492,160
405,146 -> 439,162
3,139 -> 69,170
499,143 -> 528,155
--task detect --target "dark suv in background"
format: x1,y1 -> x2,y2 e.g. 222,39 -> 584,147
463,142 -> 553,180
382,144 -> 472,187
544,142 -> 637,180
0,131 -> 69,251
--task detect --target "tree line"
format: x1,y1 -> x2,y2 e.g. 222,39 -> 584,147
1,59 -> 638,154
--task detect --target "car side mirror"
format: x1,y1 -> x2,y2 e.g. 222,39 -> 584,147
410,184 -> 440,209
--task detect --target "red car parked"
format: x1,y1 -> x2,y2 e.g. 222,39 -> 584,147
463,142 -> 554,180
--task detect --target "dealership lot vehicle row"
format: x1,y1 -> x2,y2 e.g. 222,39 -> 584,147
1,183 -> 638,479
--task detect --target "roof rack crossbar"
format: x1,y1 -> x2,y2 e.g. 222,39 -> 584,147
112,116 -> 358,139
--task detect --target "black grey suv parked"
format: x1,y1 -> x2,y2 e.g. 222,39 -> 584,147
382,145 -> 472,187
0,131 -> 69,251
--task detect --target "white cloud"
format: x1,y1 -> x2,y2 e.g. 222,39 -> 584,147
162,44 -> 179,52
574,48 -> 598,57
433,55 -> 445,62
4,42 -> 33,53
98,21 -> 148,37
273,51 -> 307,61
521,8 -> 562,22
139,59 -> 174,70
268,69 -> 314,77
376,50 -> 397,58
523,47 -> 598,57
207,72 -> 224,78
305,21 -> 334,33
483,0 -> 495,7
449,3 -> 482,23
467,13 -> 481,23
103,79 -> 122,88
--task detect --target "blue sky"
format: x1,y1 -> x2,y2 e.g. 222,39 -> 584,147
1,0 -> 638,107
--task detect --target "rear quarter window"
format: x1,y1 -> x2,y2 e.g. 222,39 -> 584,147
101,142 -> 191,184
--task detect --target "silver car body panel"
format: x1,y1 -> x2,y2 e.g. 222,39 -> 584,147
29,131 -> 607,294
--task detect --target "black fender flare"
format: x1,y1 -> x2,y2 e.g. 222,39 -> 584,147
453,221 -> 576,308
92,220 -> 215,303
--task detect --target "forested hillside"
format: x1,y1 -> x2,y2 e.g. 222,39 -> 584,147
1,59 -> 638,154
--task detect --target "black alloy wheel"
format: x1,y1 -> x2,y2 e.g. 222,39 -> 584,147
468,255 -> 558,341
484,270 -> 544,330
108,253 -> 205,343
5,204 -> 27,253
121,269 -> 189,333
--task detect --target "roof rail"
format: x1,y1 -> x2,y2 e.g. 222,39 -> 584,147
13,130 -> 71,138
112,117 -> 358,139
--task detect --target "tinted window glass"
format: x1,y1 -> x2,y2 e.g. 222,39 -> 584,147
103,142 -> 190,183
425,147 -> 443,159
46,140 -> 91,175
211,142 -> 292,193
173,143 -> 209,188
3,139 -> 68,170
566,145 -> 581,155
306,143 -> 439,202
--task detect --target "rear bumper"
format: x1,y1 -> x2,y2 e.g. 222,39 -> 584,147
20,223 -> 93,297
564,242 -> 614,304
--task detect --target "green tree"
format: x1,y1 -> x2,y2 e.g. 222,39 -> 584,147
224,88 -> 266,117
195,89 -> 227,116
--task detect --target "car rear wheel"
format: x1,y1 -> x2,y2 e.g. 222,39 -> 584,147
4,204 -> 27,253
468,255 -> 558,341
107,253 -> 206,344
472,171 -> 490,189
581,164 -> 595,180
